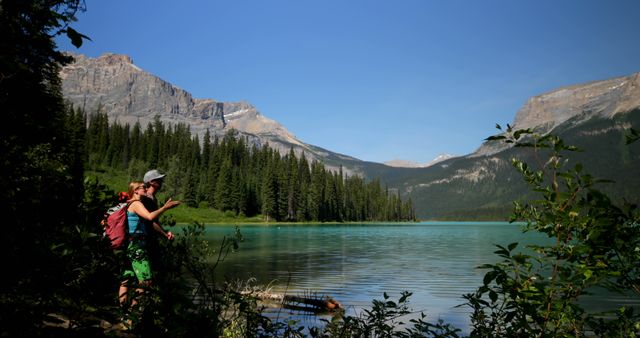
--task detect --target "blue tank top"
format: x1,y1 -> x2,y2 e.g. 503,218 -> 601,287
127,210 -> 146,236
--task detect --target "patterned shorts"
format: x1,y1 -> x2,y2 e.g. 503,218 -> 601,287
123,240 -> 152,282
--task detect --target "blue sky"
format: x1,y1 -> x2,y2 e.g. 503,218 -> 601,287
56,0 -> 640,164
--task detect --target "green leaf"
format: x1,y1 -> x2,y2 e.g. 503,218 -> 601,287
557,172 -> 573,179
485,135 -> 506,141
513,128 -> 532,140
494,244 -> 510,258
625,128 -> 640,145
399,291 -> 412,303
489,290 -> 498,303
65,27 -> 91,48
483,271 -> 497,285
512,253 -> 528,264
504,311 -> 517,323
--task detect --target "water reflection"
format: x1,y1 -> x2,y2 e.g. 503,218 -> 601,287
193,222 -> 637,333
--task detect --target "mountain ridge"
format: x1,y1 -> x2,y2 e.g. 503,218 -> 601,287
384,153 -> 457,168
60,52 -> 363,174
514,73 -> 640,130
471,71 -> 640,158
60,53 -> 640,219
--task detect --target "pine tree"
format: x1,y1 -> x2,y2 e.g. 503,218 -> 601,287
309,160 -> 325,221
204,148 -> 219,206
164,154 -> 182,197
214,158 -> 234,211
297,152 -> 311,221
202,129 -> 211,170
87,112 -> 110,168
261,158 -> 278,222
130,121 -> 143,162
335,166 -> 345,221
272,152 -> 286,221
284,149 -> 300,221
181,167 -> 198,208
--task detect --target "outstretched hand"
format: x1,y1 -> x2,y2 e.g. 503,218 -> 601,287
163,198 -> 181,210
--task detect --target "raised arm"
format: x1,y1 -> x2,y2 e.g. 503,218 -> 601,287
130,198 -> 181,221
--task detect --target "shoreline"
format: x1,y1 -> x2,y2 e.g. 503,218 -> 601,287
172,220 -> 519,226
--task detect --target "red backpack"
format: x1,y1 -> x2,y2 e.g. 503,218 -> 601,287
102,202 -> 131,249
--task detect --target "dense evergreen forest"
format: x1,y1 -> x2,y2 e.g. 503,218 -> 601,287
85,113 -> 416,222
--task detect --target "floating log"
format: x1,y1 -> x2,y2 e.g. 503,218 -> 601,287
243,291 -> 343,313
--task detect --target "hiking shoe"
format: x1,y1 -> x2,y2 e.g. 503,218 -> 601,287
119,317 -> 133,331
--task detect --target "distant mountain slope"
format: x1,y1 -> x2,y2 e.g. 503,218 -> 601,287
473,72 -> 640,157
378,70 -> 640,220
384,154 -> 457,168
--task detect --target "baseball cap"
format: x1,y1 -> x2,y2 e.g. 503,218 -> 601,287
143,169 -> 166,183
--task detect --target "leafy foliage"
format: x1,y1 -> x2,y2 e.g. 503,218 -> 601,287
463,126 -> 640,337
627,127 -> 640,145
311,292 -> 460,338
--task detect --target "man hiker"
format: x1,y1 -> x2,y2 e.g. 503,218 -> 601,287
142,169 -> 176,241
141,169 -> 180,293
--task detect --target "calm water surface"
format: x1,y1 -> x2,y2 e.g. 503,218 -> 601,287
197,222 -> 636,333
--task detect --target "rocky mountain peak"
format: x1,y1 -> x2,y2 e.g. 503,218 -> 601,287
471,72 -> 640,157
60,53 -> 352,173
512,72 -> 640,131
60,53 -> 285,136
101,53 -> 134,65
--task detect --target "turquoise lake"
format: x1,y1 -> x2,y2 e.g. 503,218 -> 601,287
197,222 -> 638,333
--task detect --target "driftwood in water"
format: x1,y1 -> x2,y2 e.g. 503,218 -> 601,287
244,291 -> 343,313
190,281 -> 342,313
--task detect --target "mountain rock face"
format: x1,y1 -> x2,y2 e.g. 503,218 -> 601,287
392,72 -> 640,219
384,154 -> 456,168
513,73 -> 640,130
60,53 -> 355,173
384,160 -> 426,168
472,72 -> 640,157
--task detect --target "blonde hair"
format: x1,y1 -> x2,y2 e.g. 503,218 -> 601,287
127,181 -> 146,200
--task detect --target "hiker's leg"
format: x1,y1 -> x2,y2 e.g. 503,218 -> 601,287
130,259 -> 152,308
131,287 -> 142,308
120,269 -> 135,308
131,280 -> 152,309
118,280 -> 129,307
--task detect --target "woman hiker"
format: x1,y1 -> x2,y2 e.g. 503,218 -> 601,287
118,181 -> 180,325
